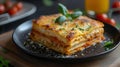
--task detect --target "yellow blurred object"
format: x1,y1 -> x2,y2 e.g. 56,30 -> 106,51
85,0 -> 110,14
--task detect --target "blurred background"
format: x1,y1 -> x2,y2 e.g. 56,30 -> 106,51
0,0 -> 119,34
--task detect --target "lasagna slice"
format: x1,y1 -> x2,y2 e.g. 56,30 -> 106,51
30,14 -> 105,55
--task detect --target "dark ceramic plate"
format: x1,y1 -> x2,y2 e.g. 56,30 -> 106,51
12,20 -> 120,62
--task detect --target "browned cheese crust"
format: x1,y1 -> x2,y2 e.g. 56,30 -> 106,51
30,14 -> 105,55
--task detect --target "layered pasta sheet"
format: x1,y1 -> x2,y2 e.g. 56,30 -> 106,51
30,14 -> 105,55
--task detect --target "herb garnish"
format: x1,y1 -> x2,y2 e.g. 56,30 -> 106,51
71,11 -> 83,19
0,56 -> 10,67
78,28 -> 84,31
55,3 -> 83,25
104,40 -> 114,50
58,3 -> 68,16
78,25 -> 91,31
55,16 -> 67,25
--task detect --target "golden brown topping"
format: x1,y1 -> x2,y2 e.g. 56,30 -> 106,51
66,32 -> 75,40
44,24 -> 50,28
79,18 -> 90,22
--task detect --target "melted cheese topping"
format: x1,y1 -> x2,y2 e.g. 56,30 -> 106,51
33,14 -> 104,44
30,14 -> 105,55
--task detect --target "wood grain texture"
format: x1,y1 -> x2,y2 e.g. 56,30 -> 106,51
0,31 -> 120,67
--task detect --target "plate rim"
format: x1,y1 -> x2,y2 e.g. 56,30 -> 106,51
0,2 -> 36,26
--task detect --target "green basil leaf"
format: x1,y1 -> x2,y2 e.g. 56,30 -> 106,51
104,40 -> 114,50
104,41 -> 113,47
81,10 -> 87,15
67,14 -> 73,21
58,3 -> 68,16
55,16 -> 67,25
68,17 -> 73,21
71,11 -> 83,19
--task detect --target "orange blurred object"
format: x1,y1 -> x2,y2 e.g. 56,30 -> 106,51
85,0 -> 110,14
15,2 -> 23,11
8,6 -> 18,15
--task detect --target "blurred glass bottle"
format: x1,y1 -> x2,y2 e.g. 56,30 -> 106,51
85,0 -> 110,14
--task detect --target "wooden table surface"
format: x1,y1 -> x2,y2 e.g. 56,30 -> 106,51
0,30 -> 120,67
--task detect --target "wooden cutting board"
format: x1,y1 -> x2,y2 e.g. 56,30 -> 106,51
0,31 -> 120,67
